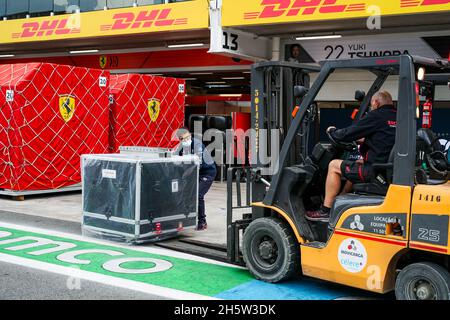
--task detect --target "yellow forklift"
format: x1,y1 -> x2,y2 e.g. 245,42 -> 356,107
226,55 -> 450,300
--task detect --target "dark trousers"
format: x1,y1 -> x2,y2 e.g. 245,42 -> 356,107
198,173 -> 215,223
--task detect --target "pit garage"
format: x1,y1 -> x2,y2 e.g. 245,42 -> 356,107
0,0 -> 450,301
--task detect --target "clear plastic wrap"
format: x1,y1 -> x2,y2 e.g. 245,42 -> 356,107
81,153 -> 199,244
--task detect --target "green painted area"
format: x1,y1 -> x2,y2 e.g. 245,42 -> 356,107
0,227 -> 252,297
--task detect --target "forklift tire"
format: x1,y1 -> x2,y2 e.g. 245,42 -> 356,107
242,217 -> 299,283
395,262 -> 450,300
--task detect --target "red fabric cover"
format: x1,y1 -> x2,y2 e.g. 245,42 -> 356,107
109,74 -> 185,152
0,63 -> 110,191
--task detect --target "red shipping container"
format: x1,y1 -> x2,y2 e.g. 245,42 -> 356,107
0,63 -> 110,191
109,74 -> 185,152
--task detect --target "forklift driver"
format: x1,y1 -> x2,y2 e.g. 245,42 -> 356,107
306,90 -> 397,222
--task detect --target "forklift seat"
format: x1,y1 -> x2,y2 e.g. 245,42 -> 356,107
352,148 -> 395,196
352,179 -> 389,196
352,129 -> 447,193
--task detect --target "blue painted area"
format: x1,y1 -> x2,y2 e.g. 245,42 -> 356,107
215,278 -> 362,300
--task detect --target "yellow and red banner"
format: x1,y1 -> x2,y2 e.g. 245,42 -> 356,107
222,0 -> 450,26
0,1 -> 208,44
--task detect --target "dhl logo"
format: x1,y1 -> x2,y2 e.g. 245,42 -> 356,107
100,9 -> 188,31
11,18 -> 80,39
400,0 -> 450,8
244,0 -> 366,20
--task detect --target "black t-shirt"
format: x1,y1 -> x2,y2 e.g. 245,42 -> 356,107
330,105 -> 397,165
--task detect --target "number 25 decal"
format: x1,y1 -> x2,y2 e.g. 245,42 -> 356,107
418,228 -> 440,243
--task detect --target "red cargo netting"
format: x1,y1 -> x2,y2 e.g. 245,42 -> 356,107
109,74 -> 185,152
0,63 -> 110,191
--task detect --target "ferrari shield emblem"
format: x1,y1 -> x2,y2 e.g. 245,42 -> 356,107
99,56 -> 107,69
59,95 -> 76,122
148,99 -> 161,123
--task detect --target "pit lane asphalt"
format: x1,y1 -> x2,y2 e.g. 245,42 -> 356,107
0,210 -> 393,301
0,210 -> 164,300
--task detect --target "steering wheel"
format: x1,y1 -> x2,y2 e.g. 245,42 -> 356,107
327,130 -> 358,152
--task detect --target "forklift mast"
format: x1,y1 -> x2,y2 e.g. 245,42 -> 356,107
263,55 -> 450,207
250,61 -> 320,169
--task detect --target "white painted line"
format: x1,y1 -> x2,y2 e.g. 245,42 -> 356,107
0,222 -> 245,269
0,253 -> 216,300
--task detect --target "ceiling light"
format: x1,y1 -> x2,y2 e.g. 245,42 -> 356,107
190,72 -> 213,75
219,94 -> 243,97
182,78 -> 197,81
0,54 -> 15,58
295,35 -> 342,41
206,81 -> 226,84
167,43 -> 204,48
222,77 -> 245,80
206,85 -> 231,88
69,49 -> 99,54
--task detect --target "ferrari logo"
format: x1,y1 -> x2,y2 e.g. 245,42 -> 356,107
99,56 -> 107,69
59,95 -> 76,122
148,99 -> 161,122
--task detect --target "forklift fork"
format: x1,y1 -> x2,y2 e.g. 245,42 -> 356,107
226,167 -> 253,265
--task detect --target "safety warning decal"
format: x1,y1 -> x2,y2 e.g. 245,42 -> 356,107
338,238 -> 367,273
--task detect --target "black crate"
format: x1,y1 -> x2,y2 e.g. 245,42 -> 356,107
82,153 -> 199,244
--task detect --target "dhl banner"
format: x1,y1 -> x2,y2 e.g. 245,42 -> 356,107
222,0 -> 450,27
0,1 -> 208,44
